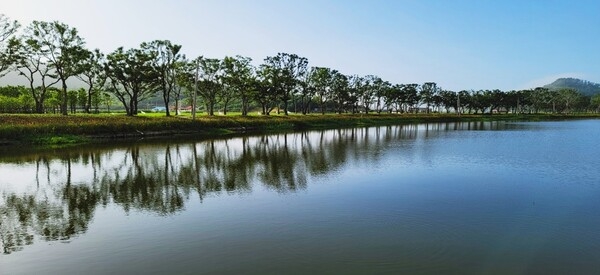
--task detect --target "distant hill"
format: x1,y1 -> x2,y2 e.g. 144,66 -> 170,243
544,78 -> 600,97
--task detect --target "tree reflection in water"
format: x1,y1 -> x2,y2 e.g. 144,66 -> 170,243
0,122 -> 508,254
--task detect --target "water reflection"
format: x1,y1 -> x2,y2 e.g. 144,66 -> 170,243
0,121 -> 514,254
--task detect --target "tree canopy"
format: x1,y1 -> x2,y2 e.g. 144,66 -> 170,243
0,16 -> 598,116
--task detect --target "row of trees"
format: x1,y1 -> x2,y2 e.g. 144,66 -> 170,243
1,14 -> 599,116
0,85 -> 113,114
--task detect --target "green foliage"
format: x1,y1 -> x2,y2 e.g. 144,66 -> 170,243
105,46 -> 157,116
591,94 -> 600,112
25,20 -> 87,115
77,48 -> 107,113
221,55 -> 254,116
262,53 -> 308,115
0,14 -> 20,76
28,134 -> 89,146
141,40 -> 184,117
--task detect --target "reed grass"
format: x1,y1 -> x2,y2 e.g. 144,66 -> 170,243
0,112 -> 598,145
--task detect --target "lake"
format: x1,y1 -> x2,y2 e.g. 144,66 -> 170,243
1,120 -> 600,274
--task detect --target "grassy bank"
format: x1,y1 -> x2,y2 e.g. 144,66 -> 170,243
1,113 -> 598,146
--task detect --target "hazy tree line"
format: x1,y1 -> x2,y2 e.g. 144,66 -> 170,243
1,14 -> 599,116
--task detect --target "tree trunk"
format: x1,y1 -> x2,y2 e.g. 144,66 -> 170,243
208,102 -> 214,116
61,81 -> 68,116
241,97 -> 248,116
85,86 -> 93,113
163,89 -> 171,116
35,100 -> 44,114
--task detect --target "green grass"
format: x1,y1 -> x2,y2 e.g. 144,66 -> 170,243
27,134 -> 90,146
1,112 -> 599,146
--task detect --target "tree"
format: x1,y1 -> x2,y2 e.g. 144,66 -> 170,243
25,21 -> 87,115
591,94 -> 600,113
7,37 -> 59,113
399,84 -> 419,113
420,82 -> 437,114
514,90 -> 531,114
347,75 -> 363,113
142,40 -> 184,116
382,84 -> 401,113
358,75 -> 376,114
308,67 -> 334,114
330,72 -> 349,114
67,89 -> 78,113
77,49 -> 106,113
44,87 -> 62,114
196,57 -> 222,116
438,89 -> 457,113
557,88 -> 581,114
170,60 -> 187,115
296,68 -> 315,115
478,89 -> 505,114
457,90 -> 471,114
90,88 -> 105,113
0,14 -> 20,77
470,90 -> 486,114
0,85 -> 32,113
105,46 -> 157,116
254,65 -> 279,115
528,87 -> 550,113
262,53 -> 308,115
100,92 -> 114,112
174,58 -> 199,116
373,78 -> 391,114
221,55 -> 255,116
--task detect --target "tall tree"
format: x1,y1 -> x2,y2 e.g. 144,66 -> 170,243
308,67 -> 334,114
297,68 -> 315,115
457,90 -> 471,114
196,57 -> 222,116
175,58 -> 199,116
24,21 -> 87,115
105,46 -> 157,116
262,53 -> 308,115
420,82 -> 437,114
359,75 -> 377,114
347,75 -> 363,113
528,87 -> 550,113
399,84 -> 419,113
382,83 -> 401,113
254,65 -> 279,115
557,88 -> 581,114
438,89 -> 457,113
77,49 -> 106,113
0,14 -> 20,77
590,94 -> 600,113
330,72 -> 349,114
372,78 -> 390,114
221,55 -> 255,116
7,37 -> 59,113
142,40 -> 183,116
170,60 -> 188,115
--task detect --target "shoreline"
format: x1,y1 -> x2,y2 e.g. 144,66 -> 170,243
1,113 -> 598,147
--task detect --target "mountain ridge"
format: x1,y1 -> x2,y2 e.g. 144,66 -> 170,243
544,78 -> 600,96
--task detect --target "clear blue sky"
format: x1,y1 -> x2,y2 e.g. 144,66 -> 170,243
3,0 -> 599,91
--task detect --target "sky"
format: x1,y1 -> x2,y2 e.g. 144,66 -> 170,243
2,0 -> 600,91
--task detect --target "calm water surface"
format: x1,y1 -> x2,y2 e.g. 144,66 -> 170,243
1,120 -> 600,274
